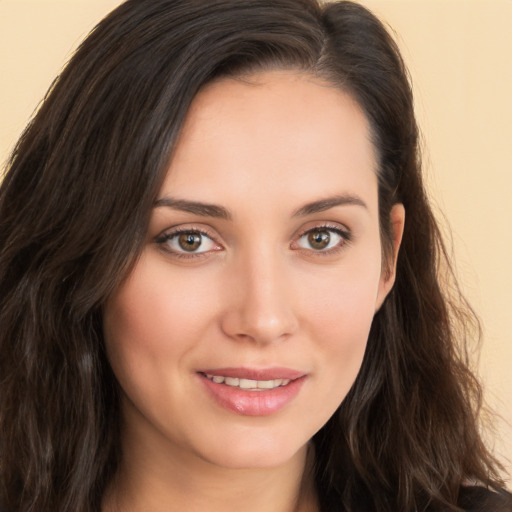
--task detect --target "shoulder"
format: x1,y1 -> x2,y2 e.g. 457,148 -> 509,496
457,486 -> 512,511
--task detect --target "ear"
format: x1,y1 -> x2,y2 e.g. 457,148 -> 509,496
375,203 -> 405,311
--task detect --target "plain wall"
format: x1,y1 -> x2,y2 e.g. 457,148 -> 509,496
1,0 -> 510,482
360,0 -> 512,482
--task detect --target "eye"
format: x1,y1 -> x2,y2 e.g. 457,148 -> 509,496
295,226 -> 349,252
157,229 -> 220,255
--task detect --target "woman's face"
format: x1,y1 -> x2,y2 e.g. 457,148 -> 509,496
103,71 -> 403,470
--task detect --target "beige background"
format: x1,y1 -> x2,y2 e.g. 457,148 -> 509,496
1,0 -> 510,483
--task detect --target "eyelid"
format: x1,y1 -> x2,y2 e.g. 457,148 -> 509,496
155,225 -> 223,258
291,223 -> 352,253
153,221 -> 352,259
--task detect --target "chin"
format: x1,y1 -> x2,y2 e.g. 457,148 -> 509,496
192,429 -> 309,470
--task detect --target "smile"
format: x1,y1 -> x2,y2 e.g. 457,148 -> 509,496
204,374 -> 291,390
198,368 -> 307,416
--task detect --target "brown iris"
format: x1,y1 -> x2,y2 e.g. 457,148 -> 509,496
308,229 -> 330,250
178,232 -> 202,252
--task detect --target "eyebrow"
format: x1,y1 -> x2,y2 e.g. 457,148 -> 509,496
153,193 -> 367,220
292,194 -> 368,217
153,197 -> 232,220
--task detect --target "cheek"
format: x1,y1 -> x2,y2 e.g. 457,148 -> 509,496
298,253 -> 382,401
303,251 -> 381,340
104,255 -> 208,357
102,256 -> 204,404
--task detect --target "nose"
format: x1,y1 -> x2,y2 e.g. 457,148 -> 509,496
220,250 -> 299,345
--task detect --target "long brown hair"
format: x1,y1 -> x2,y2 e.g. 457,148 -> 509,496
0,1 -> 506,511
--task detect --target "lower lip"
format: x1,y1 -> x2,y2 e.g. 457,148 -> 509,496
199,374 -> 306,416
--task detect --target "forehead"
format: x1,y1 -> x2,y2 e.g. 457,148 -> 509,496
162,71 -> 378,215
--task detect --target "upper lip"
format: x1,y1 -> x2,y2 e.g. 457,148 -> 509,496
197,367 -> 306,381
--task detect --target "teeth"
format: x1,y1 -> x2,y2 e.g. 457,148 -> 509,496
225,377 -> 239,386
205,374 -> 291,390
257,379 -> 278,389
239,378 -> 257,389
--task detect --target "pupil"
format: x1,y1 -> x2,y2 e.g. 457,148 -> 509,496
178,233 -> 202,251
308,230 -> 330,250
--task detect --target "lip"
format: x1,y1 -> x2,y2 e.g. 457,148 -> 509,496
197,367 -> 305,381
197,367 -> 307,416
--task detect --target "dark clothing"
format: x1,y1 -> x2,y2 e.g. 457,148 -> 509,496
319,486 -> 512,512
457,486 -> 512,512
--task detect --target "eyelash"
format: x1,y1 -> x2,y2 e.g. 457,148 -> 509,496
155,227 -> 220,260
294,224 -> 352,256
155,224 -> 352,259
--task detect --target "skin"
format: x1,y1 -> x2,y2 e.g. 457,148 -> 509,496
102,71 -> 405,512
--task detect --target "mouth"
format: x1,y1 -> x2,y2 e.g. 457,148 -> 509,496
197,367 -> 307,416
202,374 -> 291,391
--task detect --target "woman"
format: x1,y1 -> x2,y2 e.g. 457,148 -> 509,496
0,0 -> 510,511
